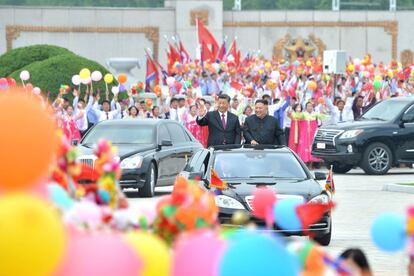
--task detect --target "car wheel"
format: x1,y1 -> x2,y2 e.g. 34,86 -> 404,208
138,163 -> 157,198
313,220 -> 332,246
331,163 -> 353,174
360,142 -> 392,175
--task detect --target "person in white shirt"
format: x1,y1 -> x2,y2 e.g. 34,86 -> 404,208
73,90 -> 93,136
323,91 -> 353,125
92,93 -> 121,122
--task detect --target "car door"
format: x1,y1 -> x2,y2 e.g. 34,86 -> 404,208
166,123 -> 195,175
156,124 -> 175,185
397,104 -> 414,161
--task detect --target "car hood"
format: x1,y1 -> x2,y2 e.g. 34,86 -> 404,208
321,119 -> 391,131
78,144 -> 155,159
221,178 -> 322,202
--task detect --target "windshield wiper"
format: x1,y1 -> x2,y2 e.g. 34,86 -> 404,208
364,117 -> 386,121
82,143 -> 93,149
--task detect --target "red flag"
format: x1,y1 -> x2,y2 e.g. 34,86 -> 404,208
197,19 -> 219,58
296,202 -> 335,230
179,41 -> 191,64
226,39 -> 240,67
145,54 -> 159,92
201,41 -> 214,63
216,41 -> 226,61
230,81 -> 243,91
209,169 -> 228,190
325,166 -> 335,194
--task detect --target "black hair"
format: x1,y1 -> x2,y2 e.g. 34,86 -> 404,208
78,99 -> 86,104
139,100 -> 145,104
170,98 -> 178,104
293,103 -> 303,112
62,97 -> 70,103
244,105 -> 252,114
128,106 -> 139,114
152,105 -> 159,111
102,100 -> 110,105
339,248 -> 371,272
255,99 -> 268,106
262,94 -> 271,100
292,97 -> 297,101
337,99 -> 345,105
273,98 -> 280,104
178,98 -> 185,102
218,94 -> 231,103
199,98 -> 207,104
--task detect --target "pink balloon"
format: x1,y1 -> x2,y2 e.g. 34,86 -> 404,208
173,230 -> 226,276
166,76 -> 176,87
33,87 -> 41,95
81,77 -> 91,85
64,200 -> 102,227
55,230 -> 141,276
71,75 -> 81,86
91,71 -> 102,82
252,187 -> 276,220
20,70 -> 30,81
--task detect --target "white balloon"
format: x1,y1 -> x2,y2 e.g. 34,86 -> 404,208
72,75 -> 81,86
32,87 -> 41,95
111,86 -> 119,94
166,76 -> 176,87
271,71 -> 280,80
20,70 -> 30,81
91,71 -> 103,82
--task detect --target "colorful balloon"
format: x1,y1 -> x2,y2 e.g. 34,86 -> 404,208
112,86 -> 120,95
118,74 -> 128,84
104,73 -> 114,84
71,75 -> 81,86
79,68 -> 91,80
126,232 -> 170,276
91,71 -> 103,82
252,187 -> 276,220
0,89 -> 58,190
273,198 -> 303,230
371,213 -> 407,252
0,194 -> 66,276
373,80 -> 382,90
20,70 -> 30,81
307,81 -> 317,91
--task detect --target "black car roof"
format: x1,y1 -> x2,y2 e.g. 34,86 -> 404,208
385,97 -> 414,103
95,119 -> 180,127
209,144 -> 292,153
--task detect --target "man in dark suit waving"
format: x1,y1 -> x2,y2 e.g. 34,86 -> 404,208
197,94 -> 241,147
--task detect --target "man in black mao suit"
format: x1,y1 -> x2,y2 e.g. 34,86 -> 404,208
196,94 -> 241,147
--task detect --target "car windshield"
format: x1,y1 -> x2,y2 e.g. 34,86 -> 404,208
213,151 -> 308,179
361,100 -> 408,121
82,125 -> 155,145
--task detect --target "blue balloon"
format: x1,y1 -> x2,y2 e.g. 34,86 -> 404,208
274,198 -> 303,230
371,213 -> 407,252
98,189 -> 110,204
47,183 -> 74,210
220,231 -> 299,276
119,84 -> 126,92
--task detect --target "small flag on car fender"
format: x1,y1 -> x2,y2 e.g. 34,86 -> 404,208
210,169 -> 228,190
325,166 -> 335,194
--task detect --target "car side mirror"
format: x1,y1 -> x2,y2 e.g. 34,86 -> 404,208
401,113 -> 414,124
157,139 -> 173,151
314,172 -> 326,181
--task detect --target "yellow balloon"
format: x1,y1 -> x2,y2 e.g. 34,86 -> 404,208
0,194 -> 66,276
104,73 -> 114,84
306,60 -> 312,67
264,62 -> 272,70
125,232 -> 170,276
375,75 -> 382,81
79,68 -> 91,80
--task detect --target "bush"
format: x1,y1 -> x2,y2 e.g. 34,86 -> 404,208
9,53 -> 117,101
0,45 -> 73,77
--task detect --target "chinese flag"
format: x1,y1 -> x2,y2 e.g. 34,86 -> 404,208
209,169 -> 228,190
197,19 -> 219,58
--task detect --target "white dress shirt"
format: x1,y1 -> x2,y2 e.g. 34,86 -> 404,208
93,101 -> 120,122
324,96 -> 353,124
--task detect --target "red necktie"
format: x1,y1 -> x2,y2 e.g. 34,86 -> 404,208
221,113 -> 226,129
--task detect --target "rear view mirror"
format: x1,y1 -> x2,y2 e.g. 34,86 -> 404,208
161,140 -> 173,147
401,113 -> 414,123
314,172 -> 326,181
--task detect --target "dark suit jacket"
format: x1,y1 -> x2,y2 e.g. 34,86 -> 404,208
196,111 -> 241,147
243,115 -> 286,145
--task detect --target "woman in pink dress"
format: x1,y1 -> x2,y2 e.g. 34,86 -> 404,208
62,106 -> 82,145
185,105 -> 204,146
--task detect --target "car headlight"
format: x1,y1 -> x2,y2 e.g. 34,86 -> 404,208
340,129 -> 363,139
308,194 -> 330,204
215,195 -> 245,210
120,156 -> 143,169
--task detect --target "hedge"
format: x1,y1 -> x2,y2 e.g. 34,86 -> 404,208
0,45 -> 73,77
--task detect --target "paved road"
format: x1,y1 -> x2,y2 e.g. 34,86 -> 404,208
126,168 -> 414,275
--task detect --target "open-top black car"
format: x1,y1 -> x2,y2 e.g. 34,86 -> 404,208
312,97 -> 414,175
180,145 -> 332,246
77,119 -> 202,197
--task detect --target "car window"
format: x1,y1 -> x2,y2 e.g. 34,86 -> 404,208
404,105 -> 414,116
167,124 -> 187,144
82,125 -> 154,145
158,124 -> 170,143
213,151 -> 307,179
361,100 -> 409,121
184,150 -> 203,172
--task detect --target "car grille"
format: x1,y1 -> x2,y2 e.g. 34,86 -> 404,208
245,195 -> 305,211
78,156 -> 96,168
314,129 -> 343,145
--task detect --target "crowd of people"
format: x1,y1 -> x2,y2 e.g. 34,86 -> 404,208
51,55 -> 414,166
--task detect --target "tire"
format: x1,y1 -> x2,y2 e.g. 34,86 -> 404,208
313,220 -> 332,246
331,163 -> 353,174
360,142 -> 392,175
138,163 -> 157,198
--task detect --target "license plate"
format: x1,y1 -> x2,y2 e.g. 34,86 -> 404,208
316,143 -> 326,149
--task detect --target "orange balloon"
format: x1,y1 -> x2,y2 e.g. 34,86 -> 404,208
117,74 -> 128,84
0,89 -> 58,190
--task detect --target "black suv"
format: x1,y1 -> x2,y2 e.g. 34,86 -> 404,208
312,97 -> 414,175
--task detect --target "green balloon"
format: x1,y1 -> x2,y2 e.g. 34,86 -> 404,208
373,80 -> 381,90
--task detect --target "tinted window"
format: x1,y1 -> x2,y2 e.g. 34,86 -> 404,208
185,150 -> 203,172
83,125 -> 154,145
158,124 -> 170,143
213,152 -> 307,179
167,124 -> 187,144
361,100 -> 408,121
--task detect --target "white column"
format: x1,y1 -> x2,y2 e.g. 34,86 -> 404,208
332,0 -> 340,11
233,0 -> 242,11
390,0 -> 397,11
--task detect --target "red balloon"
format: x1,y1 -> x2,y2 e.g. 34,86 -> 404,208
252,187 -> 276,220
175,82 -> 183,92
0,78 -> 7,86
6,77 -> 16,87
